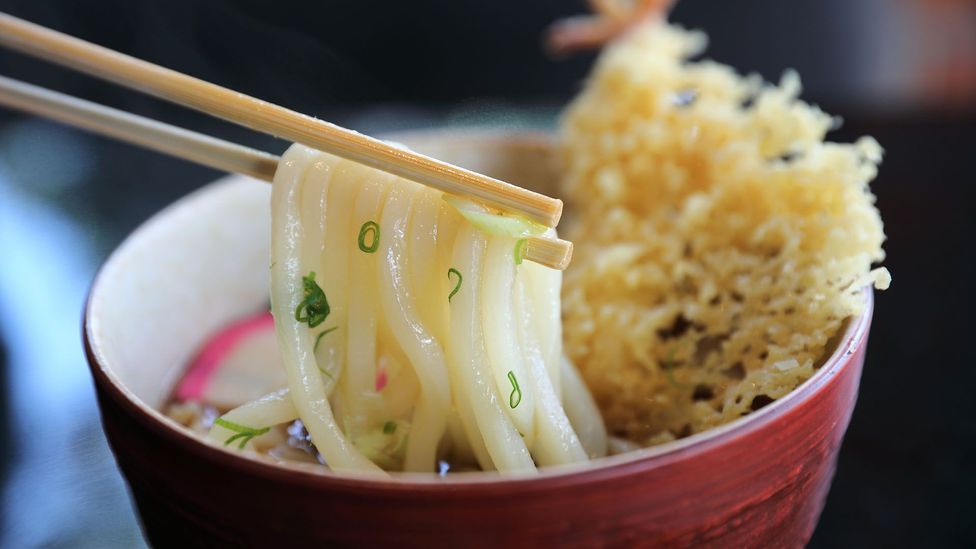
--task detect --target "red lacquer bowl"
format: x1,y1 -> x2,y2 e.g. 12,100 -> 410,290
84,131 -> 873,547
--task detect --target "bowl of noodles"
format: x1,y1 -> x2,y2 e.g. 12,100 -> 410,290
84,21 -> 888,547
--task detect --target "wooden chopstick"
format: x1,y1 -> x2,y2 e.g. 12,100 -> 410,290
0,74 -> 574,270
0,74 -> 279,181
0,12 -> 563,228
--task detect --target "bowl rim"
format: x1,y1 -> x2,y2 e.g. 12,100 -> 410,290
83,135 -> 874,491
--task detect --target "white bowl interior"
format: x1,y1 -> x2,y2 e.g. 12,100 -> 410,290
87,178 -> 271,407
87,132 -> 559,409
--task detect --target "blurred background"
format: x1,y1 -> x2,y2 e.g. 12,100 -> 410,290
0,0 -> 973,546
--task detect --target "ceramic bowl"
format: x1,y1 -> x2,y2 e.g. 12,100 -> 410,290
84,130 -> 873,547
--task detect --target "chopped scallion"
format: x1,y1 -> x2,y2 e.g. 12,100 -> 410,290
295,272 -> 330,328
443,195 -> 547,238
313,326 -> 338,352
214,417 -> 270,449
358,221 -> 380,253
514,239 -> 528,265
507,370 -> 522,409
447,268 -> 462,302
317,365 -> 335,381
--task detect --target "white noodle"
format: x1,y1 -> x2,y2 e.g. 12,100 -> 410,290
317,159 -> 360,384
482,235 -> 536,446
269,146 -> 381,474
342,164 -> 392,433
513,275 -> 588,466
447,224 -> 535,473
560,356 -> 608,459
521,247 -> 563,400
207,143 -> 605,475
377,180 -> 450,472
407,188 -> 442,330
302,159 -> 343,388
207,389 -> 297,447
435,203 -> 494,469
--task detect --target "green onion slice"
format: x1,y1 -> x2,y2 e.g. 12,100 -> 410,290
514,239 -> 528,264
443,195 -> 547,238
358,221 -> 380,253
447,268 -> 462,302
313,326 -> 338,352
214,417 -> 270,449
507,370 -> 522,409
295,272 -> 330,328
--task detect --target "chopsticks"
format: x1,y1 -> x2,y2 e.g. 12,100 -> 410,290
0,13 -> 561,226
0,74 -> 573,269
0,12 -> 573,269
0,75 -> 279,181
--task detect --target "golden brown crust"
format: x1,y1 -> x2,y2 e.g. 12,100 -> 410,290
559,23 -> 888,444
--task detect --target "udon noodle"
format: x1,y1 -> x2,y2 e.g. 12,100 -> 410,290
206,144 -> 606,474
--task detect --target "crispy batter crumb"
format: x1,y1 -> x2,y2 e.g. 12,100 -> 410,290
560,22 -> 887,445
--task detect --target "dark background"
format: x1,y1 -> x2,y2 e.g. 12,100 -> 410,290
0,1 -> 973,547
